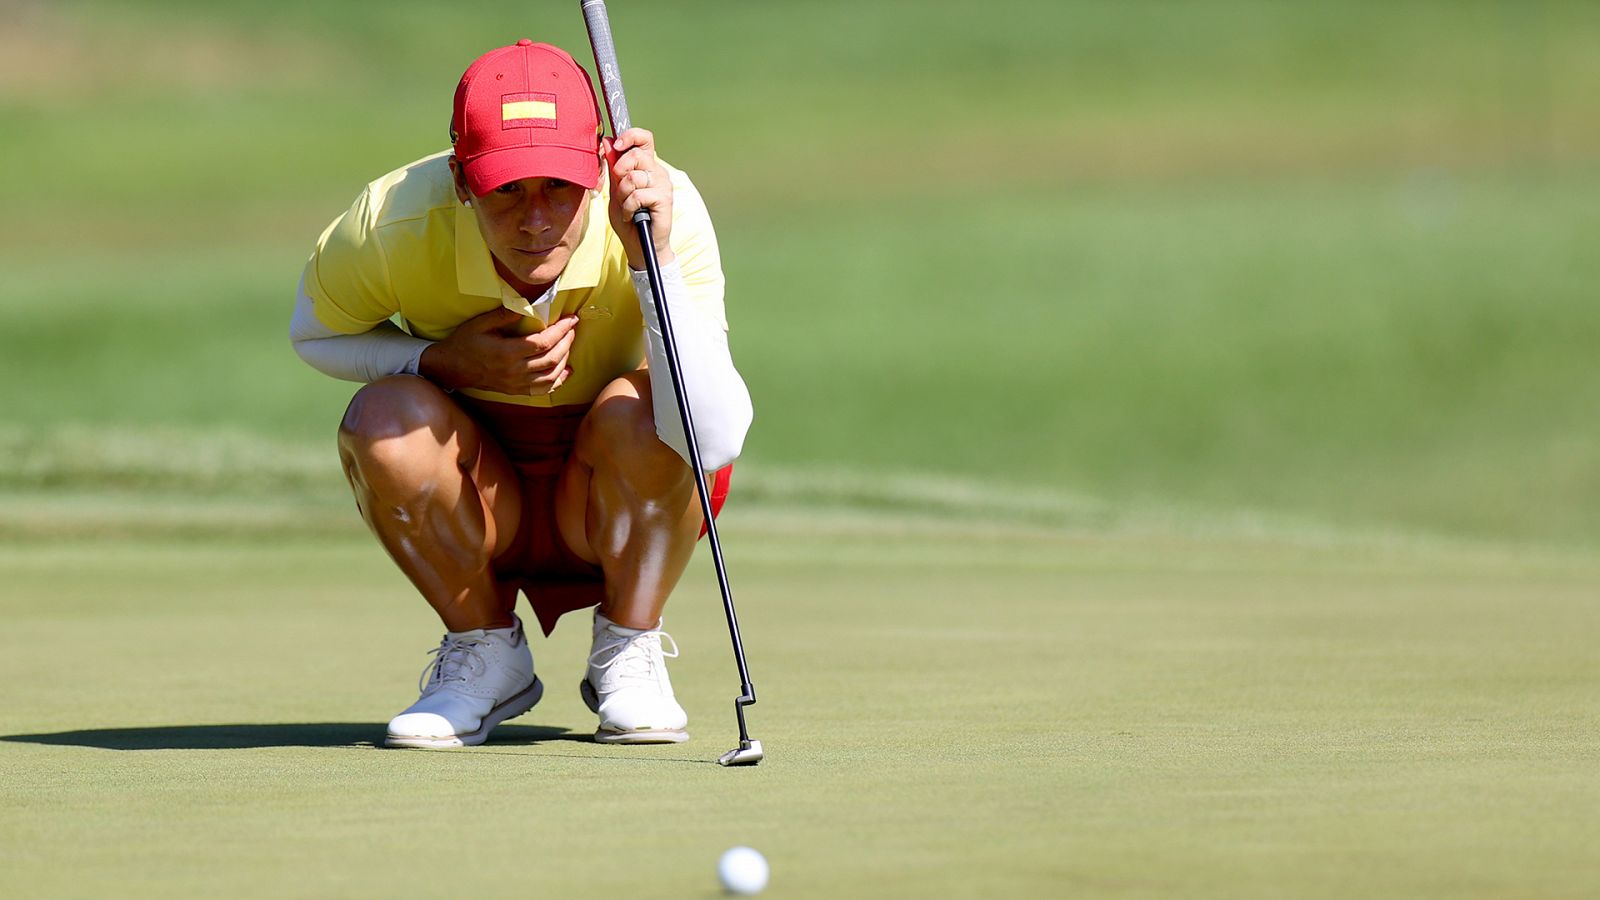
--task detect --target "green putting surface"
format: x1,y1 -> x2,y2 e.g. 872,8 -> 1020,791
2,505 -> 1596,897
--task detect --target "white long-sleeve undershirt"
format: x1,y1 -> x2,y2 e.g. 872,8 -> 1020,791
288,264 -> 751,470
289,276 -> 431,382
631,260 -> 753,471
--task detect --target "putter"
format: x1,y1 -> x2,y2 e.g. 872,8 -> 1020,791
579,0 -> 763,768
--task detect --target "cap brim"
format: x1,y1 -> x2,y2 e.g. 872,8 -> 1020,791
463,145 -> 601,195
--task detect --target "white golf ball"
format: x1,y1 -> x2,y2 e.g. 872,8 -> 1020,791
717,846 -> 769,895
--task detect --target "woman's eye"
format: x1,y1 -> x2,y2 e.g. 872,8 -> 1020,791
495,183 -> 520,194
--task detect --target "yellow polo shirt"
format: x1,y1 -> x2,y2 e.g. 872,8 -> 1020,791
301,150 -> 727,407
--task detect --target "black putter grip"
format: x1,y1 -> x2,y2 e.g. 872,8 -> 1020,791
582,2 -> 650,233
580,0 -> 633,135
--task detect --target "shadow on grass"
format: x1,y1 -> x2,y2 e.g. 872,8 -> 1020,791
0,722 -> 582,750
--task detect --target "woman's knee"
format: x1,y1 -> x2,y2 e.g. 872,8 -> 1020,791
579,372 -> 690,488
337,376 -> 459,471
339,377 -> 450,441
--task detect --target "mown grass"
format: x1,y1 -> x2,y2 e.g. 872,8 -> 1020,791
2,514 -> 1597,898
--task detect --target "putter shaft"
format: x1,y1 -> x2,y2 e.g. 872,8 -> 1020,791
580,0 -> 760,763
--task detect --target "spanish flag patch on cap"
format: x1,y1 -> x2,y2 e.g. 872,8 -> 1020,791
502,92 -> 557,128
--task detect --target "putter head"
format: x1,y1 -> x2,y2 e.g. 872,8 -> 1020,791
717,739 -> 764,767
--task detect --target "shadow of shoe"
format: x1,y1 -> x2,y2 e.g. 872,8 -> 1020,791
1,722 -> 576,750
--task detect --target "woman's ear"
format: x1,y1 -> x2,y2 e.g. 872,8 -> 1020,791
446,156 -> 474,207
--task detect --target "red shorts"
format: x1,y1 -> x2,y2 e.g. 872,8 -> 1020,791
455,395 -> 732,636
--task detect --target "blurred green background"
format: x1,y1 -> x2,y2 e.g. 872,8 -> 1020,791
2,0 -> 1598,542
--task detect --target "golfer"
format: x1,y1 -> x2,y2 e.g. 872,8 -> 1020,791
289,40 -> 752,748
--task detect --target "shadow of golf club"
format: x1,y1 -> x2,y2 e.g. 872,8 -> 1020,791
0,722 -> 584,750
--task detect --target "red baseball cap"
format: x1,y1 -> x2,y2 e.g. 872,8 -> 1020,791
450,40 -> 602,196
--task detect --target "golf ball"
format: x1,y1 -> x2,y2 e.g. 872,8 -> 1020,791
717,846 -> 769,895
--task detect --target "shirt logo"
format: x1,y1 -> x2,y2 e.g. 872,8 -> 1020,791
502,92 -> 557,129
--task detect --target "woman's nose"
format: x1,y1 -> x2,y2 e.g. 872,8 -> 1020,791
521,201 -> 550,233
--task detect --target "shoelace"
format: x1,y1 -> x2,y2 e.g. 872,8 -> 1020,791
418,635 -> 490,695
588,627 -> 679,689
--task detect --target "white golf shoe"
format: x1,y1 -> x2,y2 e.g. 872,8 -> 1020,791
385,616 -> 543,749
579,613 -> 689,743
